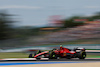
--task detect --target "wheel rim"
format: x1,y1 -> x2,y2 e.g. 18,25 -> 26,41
82,52 -> 86,58
53,55 -> 55,57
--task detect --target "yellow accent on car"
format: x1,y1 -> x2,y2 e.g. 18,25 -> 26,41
63,53 -> 66,56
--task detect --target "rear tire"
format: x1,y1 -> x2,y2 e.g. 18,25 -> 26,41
78,51 -> 86,59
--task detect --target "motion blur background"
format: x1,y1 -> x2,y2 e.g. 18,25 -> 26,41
0,0 -> 100,58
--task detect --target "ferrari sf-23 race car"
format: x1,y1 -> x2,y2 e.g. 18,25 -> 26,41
28,46 -> 86,59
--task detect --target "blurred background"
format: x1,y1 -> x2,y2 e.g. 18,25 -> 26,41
0,0 -> 100,59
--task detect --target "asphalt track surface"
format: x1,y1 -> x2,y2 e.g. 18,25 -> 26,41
0,58 -> 100,67
0,58 -> 100,62
0,59 -> 100,66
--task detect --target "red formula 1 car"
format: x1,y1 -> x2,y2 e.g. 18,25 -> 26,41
29,46 -> 86,59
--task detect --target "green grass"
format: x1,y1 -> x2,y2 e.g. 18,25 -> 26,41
0,52 -> 29,59
86,54 -> 100,58
0,52 -> 100,59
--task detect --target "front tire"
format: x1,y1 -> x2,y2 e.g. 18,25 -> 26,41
28,52 -> 37,58
49,52 -> 58,59
29,54 -> 33,58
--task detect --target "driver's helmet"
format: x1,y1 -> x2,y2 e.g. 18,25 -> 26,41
60,45 -> 63,49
